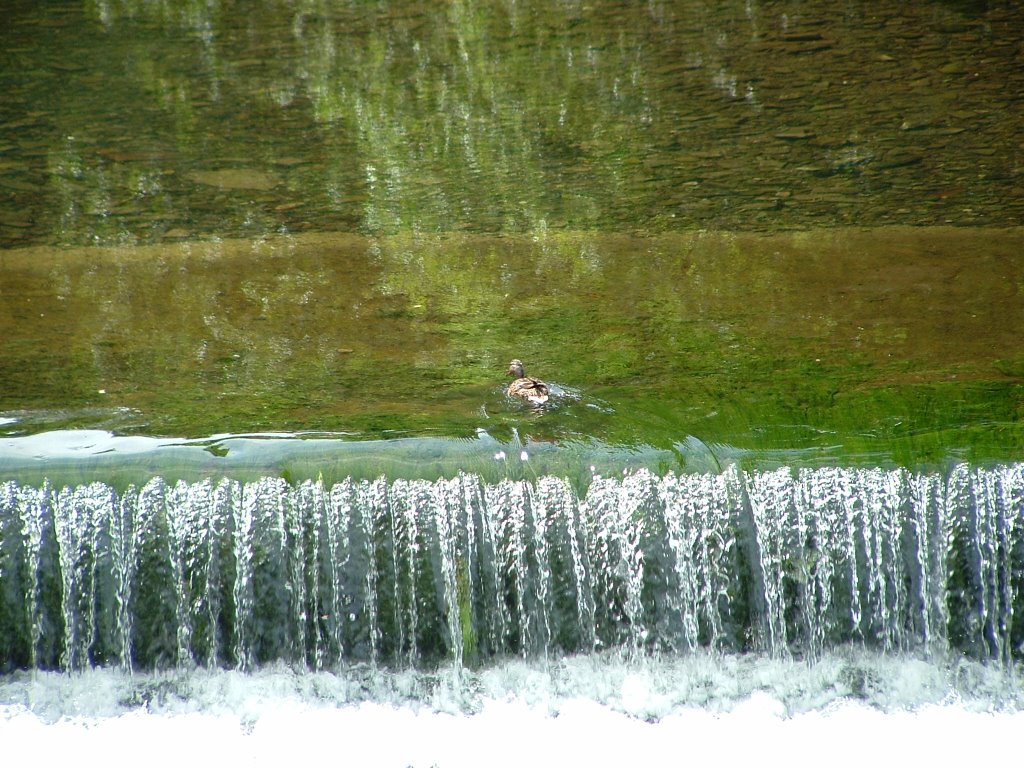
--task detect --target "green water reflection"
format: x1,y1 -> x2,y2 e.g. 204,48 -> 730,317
1,0 -> 1022,468
1,0 -> 1022,244
2,228 -> 1022,464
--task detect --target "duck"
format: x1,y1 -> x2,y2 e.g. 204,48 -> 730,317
506,359 -> 550,404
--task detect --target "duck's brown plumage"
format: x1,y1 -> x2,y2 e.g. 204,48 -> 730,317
506,359 -> 549,404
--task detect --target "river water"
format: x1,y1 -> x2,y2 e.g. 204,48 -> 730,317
2,0 -> 1023,764
2,0 -> 1023,242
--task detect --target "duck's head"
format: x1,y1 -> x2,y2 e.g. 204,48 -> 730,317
507,359 -> 525,378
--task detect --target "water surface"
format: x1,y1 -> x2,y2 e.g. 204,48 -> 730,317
2,5 -> 1023,754
2,227 -> 1022,464
2,0 -> 1022,245
1,2 -> 1022,460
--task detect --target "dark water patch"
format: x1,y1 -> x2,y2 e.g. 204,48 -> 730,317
1,0 -> 1023,246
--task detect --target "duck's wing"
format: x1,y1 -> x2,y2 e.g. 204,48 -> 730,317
508,377 -> 550,403
529,377 -> 550,396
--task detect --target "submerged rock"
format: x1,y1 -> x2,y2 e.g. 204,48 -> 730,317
187,168 -> 282,191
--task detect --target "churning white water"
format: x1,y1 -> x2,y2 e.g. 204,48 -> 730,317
2,651 -> 1022,767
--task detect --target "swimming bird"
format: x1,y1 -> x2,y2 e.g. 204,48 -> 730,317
506,359 -> 550,404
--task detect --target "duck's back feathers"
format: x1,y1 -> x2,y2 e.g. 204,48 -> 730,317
507,376 -> 550,404
506,359 -> 550,404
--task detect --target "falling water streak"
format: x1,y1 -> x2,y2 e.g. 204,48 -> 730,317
791,472 -> 814,654
459,475 -> 479,665
361,481 -> 382,664
622,475 -> 649,655
583,478 -> 613,651
973,464 -> 1023,664
495,481 -> 530,656
232,481 -> 255,671
564,480 -> 596,652
296,481 -> 324,669
908,472 -> 945,656
13,482 -> 47,668
283,481 -> 306,666
587,473 -> 648,656
387,481 -> 405,666
858,471 -> 882,648
746,468 -> 792,656
106,485 -> 136,671
703,472 -> 734,650
325,480 -> 351,664
882,469 -> 910,652
268,478 -> 293,663
859,470 -> 887,649
434,479 -> 463,671
208,480 -> 233,668
837,470 -> 866,644
390,480 -> 419,666
2,465 -> 1023,672
997,466 -> 1023,665
661,475 -> 702,652
474,478 -> 509,657
530,480 -> 554,658
166,481 -> 193,667
795,469 -> 836,653
807,469 -> 848,657
53,484 -> 97,670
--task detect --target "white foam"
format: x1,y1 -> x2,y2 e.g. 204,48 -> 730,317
2,691 -> 1022,768
2,651 -> 1021,766
0,429 -> 179,457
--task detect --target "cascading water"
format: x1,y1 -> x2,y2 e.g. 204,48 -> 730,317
1,464 -> 1021,673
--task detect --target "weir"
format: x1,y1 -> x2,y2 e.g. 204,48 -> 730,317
1,464 -> 1021,673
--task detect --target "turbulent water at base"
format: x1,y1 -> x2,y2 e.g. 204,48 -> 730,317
1,464 -> 1022,673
